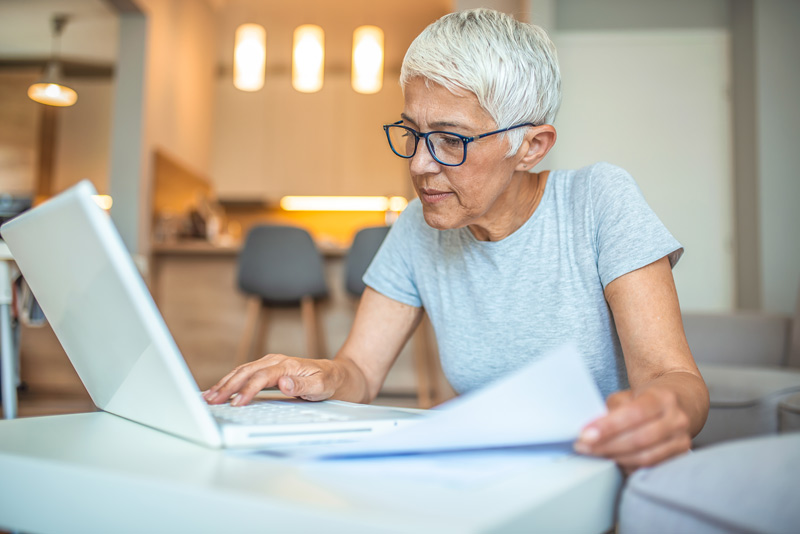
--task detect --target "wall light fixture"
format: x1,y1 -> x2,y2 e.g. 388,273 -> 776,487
292,24 -> 325,93
233,23 -> 266,91
351,26 -> 384,95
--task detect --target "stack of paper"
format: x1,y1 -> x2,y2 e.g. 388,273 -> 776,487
310,343 -> 607,458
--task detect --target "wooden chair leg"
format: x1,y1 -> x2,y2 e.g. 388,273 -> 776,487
235,296 -> 262,367
300,295 -> 326,359
413,317 -> 434,409
423,317 -> 443,406
254,304 -> 270,359
314,300 -> 327,359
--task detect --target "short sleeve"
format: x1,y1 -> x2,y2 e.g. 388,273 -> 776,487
590,163 -> 683,288
362,201 -> 424,307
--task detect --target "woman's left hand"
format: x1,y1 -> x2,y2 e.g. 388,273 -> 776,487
573,385 -> 693,473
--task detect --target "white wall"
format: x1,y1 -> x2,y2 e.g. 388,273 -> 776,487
140,0 -> 218,176
551,30 -> 734,311
108,11 -> 147,255
755,0 -> 800,314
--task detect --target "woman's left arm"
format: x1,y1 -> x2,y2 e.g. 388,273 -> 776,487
574,256 -> 709,472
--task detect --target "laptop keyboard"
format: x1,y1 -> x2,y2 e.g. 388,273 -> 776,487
208,400 -> 353,425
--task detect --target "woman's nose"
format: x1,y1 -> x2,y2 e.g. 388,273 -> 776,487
409,139 -> 441,176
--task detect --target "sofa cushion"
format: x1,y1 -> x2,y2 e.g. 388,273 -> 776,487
700,365 -> 800,404
693,365 -> 800,447
683,313 -> 791,367
619,433 -> 800,534
779,392 -> 800,433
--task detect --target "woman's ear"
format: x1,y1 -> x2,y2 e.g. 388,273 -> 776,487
515,125 -> 557,171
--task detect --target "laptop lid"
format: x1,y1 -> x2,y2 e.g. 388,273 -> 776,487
1,181 -> 223,447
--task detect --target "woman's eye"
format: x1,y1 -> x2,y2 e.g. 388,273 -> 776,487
439,134 -> 462,147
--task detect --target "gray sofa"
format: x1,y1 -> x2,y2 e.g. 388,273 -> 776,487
619,432 -> 800,533
684,309 -> 800,446
618,286 -> 800,533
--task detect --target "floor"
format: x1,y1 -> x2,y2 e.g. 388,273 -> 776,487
10,389 -> 95,418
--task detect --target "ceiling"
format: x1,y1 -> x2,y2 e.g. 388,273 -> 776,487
0,0 -> 119,65
0,0 -> 453,72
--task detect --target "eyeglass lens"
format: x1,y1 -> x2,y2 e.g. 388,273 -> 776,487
386,126 -> 465,166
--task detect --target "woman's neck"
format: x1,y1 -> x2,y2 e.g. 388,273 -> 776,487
468,171 -> 549,242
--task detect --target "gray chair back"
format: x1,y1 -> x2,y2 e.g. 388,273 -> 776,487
344,226 -> 390,297
237,225 -> 328,305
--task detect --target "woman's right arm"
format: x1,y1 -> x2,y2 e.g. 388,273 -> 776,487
203,287 -> 423,406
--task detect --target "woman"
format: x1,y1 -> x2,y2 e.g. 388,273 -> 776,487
205,8 -> 709,471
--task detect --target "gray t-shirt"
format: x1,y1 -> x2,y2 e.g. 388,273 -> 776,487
363,162 -> 683,399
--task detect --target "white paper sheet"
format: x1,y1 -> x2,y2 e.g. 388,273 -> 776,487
309,342 -> 607,458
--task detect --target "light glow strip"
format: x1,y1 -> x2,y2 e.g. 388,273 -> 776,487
280,196 -> 408,212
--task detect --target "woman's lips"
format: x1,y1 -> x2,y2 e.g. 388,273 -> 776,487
419,188 -> 453,203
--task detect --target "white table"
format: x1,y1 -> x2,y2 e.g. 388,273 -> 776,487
0,240 -> 17,419
0,412 -> 622,533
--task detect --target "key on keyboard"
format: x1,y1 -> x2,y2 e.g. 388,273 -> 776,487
208,400 -> 352,425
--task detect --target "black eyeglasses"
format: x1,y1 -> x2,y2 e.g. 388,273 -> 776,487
382,120 -> 536,167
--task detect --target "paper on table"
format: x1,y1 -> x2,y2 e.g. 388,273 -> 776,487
303,445 -> 575,490
312,342 -> 607,458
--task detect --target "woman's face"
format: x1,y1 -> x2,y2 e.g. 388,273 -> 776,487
401,77 -> 528,235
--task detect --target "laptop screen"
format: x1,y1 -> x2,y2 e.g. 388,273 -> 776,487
1,181 -> 222,446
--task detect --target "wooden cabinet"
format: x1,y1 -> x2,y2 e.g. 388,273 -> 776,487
209,77 -> 413,201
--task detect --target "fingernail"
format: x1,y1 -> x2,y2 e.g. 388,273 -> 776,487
574,442 -> 590,454
204,391 -> 217,402
230,394 -> 241,406
580,427 -> 601,444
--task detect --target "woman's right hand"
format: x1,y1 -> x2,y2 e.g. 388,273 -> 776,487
202,354 -> 347,406
204,288 -> 424,407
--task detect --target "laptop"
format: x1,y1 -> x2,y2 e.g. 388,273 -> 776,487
0,180 -> 422,449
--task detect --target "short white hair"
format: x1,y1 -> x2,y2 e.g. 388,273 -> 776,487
400,8 -> 561,157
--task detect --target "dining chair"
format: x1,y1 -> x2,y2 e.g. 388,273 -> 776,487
344,226 -> 390,298
235,225 -> 328,366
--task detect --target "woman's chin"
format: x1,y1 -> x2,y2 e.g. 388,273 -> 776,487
421,208 -> 466,231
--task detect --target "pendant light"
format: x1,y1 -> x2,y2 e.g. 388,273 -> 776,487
351,26 -> 384,94
27,15 -> 78,107
233,23 -> 266,91
292,24 -> 325,93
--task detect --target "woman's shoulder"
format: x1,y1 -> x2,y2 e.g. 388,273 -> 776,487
555,162 -> 634,183
551,162 -> 639,199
